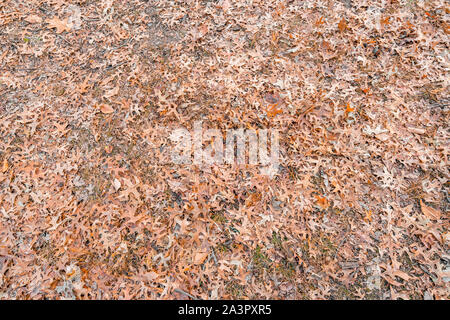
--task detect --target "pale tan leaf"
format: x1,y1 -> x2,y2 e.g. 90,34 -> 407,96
193,251 -> 209,265
25,15 -> 42,24
99,104 -> 114,114
104,86 -> 119,98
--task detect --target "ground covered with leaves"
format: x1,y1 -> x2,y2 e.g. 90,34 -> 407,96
0,0 -> 449,299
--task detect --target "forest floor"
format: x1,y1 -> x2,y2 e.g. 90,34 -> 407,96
0,0 -> 448,299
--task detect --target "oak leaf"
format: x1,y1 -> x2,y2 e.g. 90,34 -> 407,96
46,17 -> 72,33
420,200 -> 441,220
338,19 -> 347,32
315,195 -> 330,210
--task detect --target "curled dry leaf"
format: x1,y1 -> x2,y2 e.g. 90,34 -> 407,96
420,200 -> 441,220
2,158 -> 8,173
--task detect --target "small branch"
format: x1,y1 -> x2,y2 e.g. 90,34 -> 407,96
105,61 -> 127,71
56,34 -> 72,46
333,233 -> 348,260
211,248 -> 218,266
174,288 -> 199,300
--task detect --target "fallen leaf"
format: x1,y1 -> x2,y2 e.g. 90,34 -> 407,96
99,104 -> 114,114
392,270 -> 413,281
338,18 -> 347,32
345,102 -> 354,113
46,17 -> 72,33
221,0 -> 231,12
420,200 -> 441,220
2,158 -> 8,173
193,251 -> 209,265
104,86 -> 119,98
407,126 -> 426,135
25,15 -> 42,24
113,178 -> 121,191
315,195 -> 329,210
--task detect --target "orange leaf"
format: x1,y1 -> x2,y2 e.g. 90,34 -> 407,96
364,210 -> 372,222
105,145 -> 113,154
338,19 -> 347,32
267,104 -> 282,118
315,195 -> 329,210
316,17 -> 325,26
381,17 -> 390,25
2,158 -> 8,173
345,102 -> 354,113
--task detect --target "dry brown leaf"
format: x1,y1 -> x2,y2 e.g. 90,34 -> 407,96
1,0 -> 448,301
420,200 -> 441,220
46,17 -> 72,33
392,270 -> 413,281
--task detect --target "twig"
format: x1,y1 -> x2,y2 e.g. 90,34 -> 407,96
333,233 -> 348,260
105,61 -> 127,71
211,248 -> 218,266
174,288 -> 199,300
109,39 -> 131,51
419,264 -> 438,283
56,34 -> 72,46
